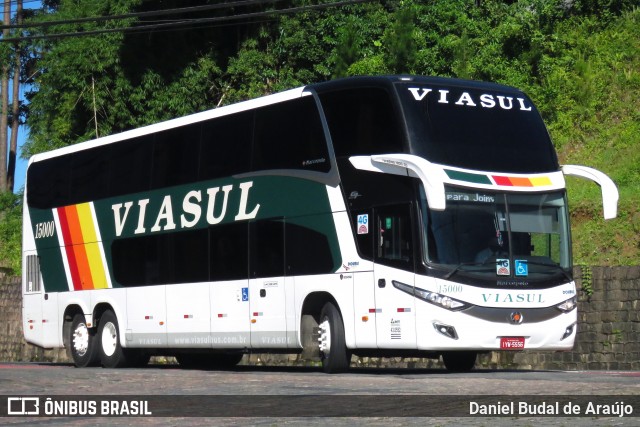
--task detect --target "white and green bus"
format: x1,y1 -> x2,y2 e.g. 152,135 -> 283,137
22,76 -> 618,373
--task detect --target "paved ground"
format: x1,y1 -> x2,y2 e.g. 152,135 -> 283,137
1,363 -> 638,426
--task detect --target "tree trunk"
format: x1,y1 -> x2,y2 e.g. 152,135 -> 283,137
8,0 -> 22,193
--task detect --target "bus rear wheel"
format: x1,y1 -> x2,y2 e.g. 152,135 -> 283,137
318,302 -> 350,374
97,310 -> 139,368
442,351 -> 477,372
69,313 -> 99,367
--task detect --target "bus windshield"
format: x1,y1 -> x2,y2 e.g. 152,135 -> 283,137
397,81 -> 559,173
422,187 -> 571,285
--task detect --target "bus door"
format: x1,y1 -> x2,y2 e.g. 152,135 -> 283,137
248,220 -> 289,348
373,205 -> 417,349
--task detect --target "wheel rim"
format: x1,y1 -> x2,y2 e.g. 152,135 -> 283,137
72,322 -> 89,357
318,318 -> 331,356
101,321 -> 118,357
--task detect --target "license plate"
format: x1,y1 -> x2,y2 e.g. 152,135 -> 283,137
500,337 -> 525,349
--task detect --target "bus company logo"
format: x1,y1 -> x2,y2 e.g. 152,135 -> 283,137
111,180 -> 260,237
496,259 -> 510,276
407,87 -> 534,112
510,312 -> 524,324
7,397 -> 40,415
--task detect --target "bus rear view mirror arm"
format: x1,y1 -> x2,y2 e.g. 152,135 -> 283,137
562,165 -> 619,220
349,154 -> 447,211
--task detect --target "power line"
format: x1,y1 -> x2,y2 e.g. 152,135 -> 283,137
0,0 -> 40,8
0,0 -> 286,30
0,0 -> 373,42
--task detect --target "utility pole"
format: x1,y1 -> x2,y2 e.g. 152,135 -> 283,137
0,0 -> 10,192
8,0 -> 23,192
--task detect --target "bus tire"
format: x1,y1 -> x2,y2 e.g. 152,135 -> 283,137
69,313 -> 99,367
442,351 -> 477,372
97,310 -> 128,368
318,302 -> 350,374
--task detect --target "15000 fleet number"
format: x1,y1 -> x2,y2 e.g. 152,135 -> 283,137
34,221 -> 55,239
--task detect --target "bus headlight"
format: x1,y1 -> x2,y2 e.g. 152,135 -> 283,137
392,281 -> 470,311
556,296 -> 577,312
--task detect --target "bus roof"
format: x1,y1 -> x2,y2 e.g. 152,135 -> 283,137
27,75 -> 530,168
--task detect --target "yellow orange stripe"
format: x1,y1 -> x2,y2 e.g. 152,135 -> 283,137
509,177 -> 533,187
64,205 -> 93,290
76,203 -> 98,243
76,203 -> 109,290
530,176 -> 552,186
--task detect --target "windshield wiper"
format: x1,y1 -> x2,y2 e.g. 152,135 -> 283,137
443,259 -> 572,282
523,260 -> 573,282
444,259 -> 494,280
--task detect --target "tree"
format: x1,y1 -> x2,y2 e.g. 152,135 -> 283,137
0,0 -> 24,193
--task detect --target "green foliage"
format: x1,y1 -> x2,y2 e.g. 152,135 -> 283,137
8,0 -> 640,269
0,191 -> 22,274
578,264 -> 593,298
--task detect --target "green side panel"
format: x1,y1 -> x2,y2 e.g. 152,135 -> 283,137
28,208 -> 69,293
444,169 -> 493,185
91,175 -> 342,284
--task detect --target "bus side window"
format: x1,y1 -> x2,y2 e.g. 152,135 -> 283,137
285,221 -> 335,276
109,136 -> 152,197
252,97 -> 330,173
210,222 -> 249,281
200,111 -> 253,180
250,220 -> 285,279
318,88 -> 404,157
375,205 -> 414,271
152,125 -> 200,189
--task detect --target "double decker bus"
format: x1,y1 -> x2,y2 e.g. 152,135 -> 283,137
22,76 -> 618,372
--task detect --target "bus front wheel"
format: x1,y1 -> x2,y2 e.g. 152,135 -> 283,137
318,302 -> 350,373
69,313 -> 99,367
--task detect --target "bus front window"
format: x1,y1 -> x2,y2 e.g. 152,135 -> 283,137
421,187 -> 572,285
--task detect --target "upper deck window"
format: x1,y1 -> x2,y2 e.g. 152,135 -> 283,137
397,82 -> 559,173
318,88 -> 405,158
27,96 -> 331,209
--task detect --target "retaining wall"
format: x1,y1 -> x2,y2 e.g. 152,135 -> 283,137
1,266 -> 638,370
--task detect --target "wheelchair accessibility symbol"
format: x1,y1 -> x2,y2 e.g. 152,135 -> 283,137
515,260 -> 528,277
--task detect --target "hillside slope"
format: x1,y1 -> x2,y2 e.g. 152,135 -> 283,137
546,9 -> 639,265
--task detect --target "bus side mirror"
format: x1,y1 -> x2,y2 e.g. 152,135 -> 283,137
349,154 -> 447,211
562,165 -> 619,220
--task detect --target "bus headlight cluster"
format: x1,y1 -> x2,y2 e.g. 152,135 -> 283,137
556,296 -> 577,312
392,281 -> 470,311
